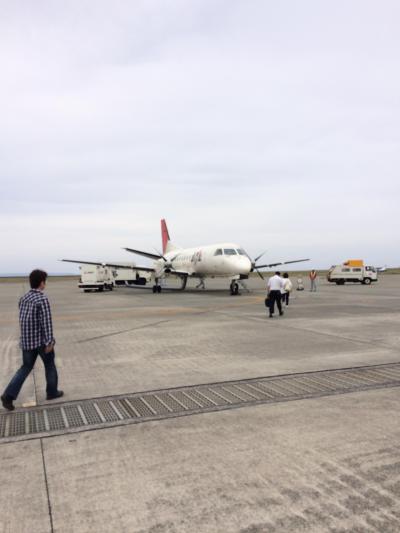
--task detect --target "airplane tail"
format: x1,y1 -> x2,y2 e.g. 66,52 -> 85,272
161,219 -> 179,255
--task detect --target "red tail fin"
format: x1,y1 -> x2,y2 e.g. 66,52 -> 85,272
161,219 -> 170,255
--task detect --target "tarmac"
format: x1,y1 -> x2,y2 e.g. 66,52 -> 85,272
1,274 -> 400,533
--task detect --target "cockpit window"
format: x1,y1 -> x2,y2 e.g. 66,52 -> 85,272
236,249 -> 246,255
214,249 -> 223,256
224,249 -> 237,255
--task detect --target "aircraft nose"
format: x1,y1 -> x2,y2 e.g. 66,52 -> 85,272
237,256 -> 252,275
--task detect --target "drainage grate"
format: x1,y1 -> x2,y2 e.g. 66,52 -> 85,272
1,362 -> 400,443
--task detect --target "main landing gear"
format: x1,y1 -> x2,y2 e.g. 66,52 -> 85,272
180,276 -> 188,291
230,280 -> 239,296
196,279 -> 205,290
152,278 -> 162,293
152,276 -> 188,292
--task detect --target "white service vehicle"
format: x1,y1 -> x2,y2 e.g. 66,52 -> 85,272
111,263 -> 151,286
78,265 -> 114,292
327,263 -> 378,285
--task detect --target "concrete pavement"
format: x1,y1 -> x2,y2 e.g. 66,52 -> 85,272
1,275 -> 399,532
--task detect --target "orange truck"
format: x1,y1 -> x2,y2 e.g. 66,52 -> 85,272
327,260 -> 378,285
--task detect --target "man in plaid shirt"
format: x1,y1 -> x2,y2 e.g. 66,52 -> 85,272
1,270 -> 63,411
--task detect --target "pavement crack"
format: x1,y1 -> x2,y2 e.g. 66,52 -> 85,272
76,307 -> 223,343
77,319 -> 173,343
40,438 -> 55,533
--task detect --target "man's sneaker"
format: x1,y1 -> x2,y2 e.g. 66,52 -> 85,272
279,311 -> 284,316
46,390 -> 64,401
1,394 -> 15,411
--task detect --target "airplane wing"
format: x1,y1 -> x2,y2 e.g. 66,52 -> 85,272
256,258 -> 310,269
61,259 -> 155,273
123,248 -> 163,260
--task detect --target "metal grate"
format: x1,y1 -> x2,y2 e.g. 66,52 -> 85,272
1,362 -> 400,443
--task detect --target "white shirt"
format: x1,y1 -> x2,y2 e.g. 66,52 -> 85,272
267,274 -> 284,291
283,278 -> 293,291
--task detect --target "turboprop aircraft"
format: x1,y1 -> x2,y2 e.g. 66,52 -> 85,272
62,219 -> 309,295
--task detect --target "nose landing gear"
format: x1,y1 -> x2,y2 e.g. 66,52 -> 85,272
230,281 -> 239,295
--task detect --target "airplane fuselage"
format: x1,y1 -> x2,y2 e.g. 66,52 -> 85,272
154,243 -> 252,279
62,219 -> 309,295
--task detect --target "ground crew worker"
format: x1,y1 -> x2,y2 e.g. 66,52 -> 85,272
309,269 -> 317,291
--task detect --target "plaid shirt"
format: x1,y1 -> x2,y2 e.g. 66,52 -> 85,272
19,289 -> 55,350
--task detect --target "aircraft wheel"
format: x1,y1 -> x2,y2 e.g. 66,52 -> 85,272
230,282 -> 239,295
157,285 -> 162,293
152,286 -> 157,293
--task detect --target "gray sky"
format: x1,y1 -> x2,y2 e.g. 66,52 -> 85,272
1,0 -> 399,273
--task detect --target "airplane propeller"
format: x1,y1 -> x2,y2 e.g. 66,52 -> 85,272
153,248 -> 168,262
153,248 -> 180,271
250,251 -> 267,281
250,252 -> 310,281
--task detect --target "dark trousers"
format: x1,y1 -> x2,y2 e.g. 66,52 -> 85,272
269,290 -> 282,315
3,347 -> 58,400
282,291 -> 290,305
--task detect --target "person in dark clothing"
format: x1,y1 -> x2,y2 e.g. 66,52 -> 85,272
1,270 -> 63,411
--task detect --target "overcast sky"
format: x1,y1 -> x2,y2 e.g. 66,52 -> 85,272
1,0 -> 399,274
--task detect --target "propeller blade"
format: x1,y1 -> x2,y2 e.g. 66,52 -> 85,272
256,262 -> 282,269
123,248 -> 163,260
153,248 -> 168,262
255,268 -> 265,281
256,258 -> 310,269
282,258 -> 310,265
253,250 -> 267,264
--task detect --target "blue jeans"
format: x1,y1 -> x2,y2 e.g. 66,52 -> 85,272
4,346 -> 58,400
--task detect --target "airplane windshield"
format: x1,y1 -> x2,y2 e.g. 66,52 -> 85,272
224,249 -> 237,255
236,249 -> 246,255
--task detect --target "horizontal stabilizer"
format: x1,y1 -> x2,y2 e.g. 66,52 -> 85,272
61,259 -> 155,273
123,248 -> 163,261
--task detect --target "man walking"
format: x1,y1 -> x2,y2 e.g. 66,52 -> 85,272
267,271 -> 285,318
1,270 -> 63,411
309,269 -> 318,292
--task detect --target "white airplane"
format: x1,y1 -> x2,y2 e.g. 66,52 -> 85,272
376,265 -> 388,272
62,219 -> 309,295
